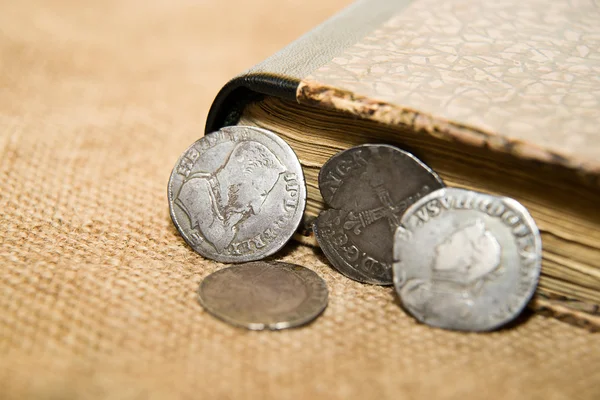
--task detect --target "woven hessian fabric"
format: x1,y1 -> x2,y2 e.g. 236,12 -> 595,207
1,1 -> 599,399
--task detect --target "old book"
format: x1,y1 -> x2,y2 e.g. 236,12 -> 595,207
205,0 -> 600,327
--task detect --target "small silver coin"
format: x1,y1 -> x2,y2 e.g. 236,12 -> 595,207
168,126 -> 306,263
198,261 -> 329,330
393,187 -> 542,331
313,144 -> 444,285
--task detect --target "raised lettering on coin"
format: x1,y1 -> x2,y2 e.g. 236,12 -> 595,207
314,144 -> 444,285
393,188 -> 542,331
168,126 -> 306,262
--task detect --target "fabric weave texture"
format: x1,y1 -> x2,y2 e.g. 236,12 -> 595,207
1,0 -> 599,399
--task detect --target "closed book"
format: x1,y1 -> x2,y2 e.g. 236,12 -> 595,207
206,0 -> 600,328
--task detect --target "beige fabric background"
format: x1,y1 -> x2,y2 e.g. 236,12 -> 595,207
1,1 -> 599,399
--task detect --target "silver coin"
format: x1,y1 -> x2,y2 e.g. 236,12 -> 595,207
168,126 -> 306,262
393,187 -> 542,331
313,144 -> 444,285
198,261 -> 329,330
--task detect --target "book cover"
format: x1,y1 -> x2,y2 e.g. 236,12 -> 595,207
206,0 -> 600,326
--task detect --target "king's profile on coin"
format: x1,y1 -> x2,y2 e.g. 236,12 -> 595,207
168,126 -> 306,263
400,219 -> 503,323
174,141 -> 286,253
393,188 -> 541,331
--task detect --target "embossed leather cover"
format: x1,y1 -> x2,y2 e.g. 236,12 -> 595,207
299,0 -> 600,177
208,0 -> 600,178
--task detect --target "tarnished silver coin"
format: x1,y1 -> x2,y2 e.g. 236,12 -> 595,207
168,126 -> 306,263
313,144 -> 444,285
198,261 -> 328,330
393,188 -> 542,331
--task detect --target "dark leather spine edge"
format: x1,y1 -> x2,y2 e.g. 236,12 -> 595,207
204,0 -> 412,133
205,73 -> 298,134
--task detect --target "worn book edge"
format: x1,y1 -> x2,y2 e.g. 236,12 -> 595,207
297,80 -> 600,183
238,97 -> 600,331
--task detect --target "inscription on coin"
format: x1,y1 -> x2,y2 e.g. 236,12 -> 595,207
393,188 -> 542,331
314,144 -> 444,285
168,126 -> 306,262
198,261 -> 329,330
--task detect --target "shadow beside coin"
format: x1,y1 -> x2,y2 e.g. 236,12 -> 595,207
262,240 -> 302,261
385,287 -> 535,332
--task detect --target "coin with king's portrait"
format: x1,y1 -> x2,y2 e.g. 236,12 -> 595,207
393,188 -> 542,331
168,126 -> 306,262
313,144 -> 444,285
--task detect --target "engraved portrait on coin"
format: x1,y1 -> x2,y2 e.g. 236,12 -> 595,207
174,141 -> 286,252
313,144 -> 444,285
393,188 -> 542,331
168,126 -> 306,262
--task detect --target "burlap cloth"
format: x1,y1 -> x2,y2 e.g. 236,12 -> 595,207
1,1 -> 598,399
